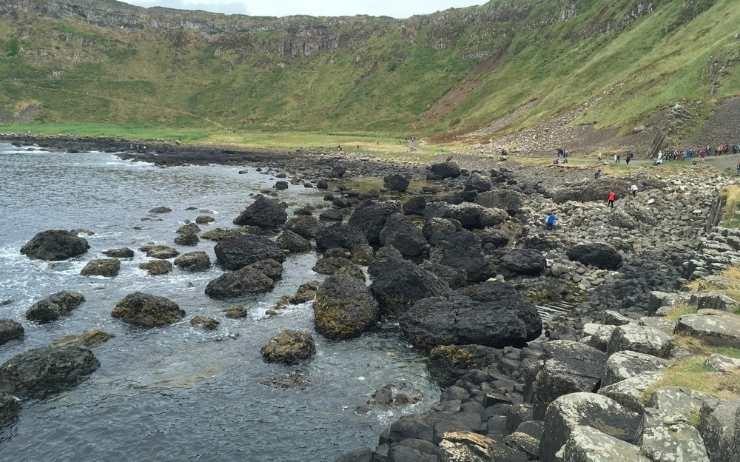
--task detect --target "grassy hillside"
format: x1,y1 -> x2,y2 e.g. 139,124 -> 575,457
0,0 -> 737,145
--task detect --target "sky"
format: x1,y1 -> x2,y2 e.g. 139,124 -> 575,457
124,0 -> 484,18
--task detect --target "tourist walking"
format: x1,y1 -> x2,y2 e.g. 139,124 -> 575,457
607,190 -> 617,208
630,184 -> 638,197
594,168 -> 602,179
545,212 -> 558,230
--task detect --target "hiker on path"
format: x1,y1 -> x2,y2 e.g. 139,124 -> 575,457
607,191 -> 617,209
625,152 -> 632,166
545,212 -> 558,230
630,184 -> 638,198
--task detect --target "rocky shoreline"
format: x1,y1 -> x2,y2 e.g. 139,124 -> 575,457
1,137 -> 739,461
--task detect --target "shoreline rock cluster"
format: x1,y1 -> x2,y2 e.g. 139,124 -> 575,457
1,139 -> 738,462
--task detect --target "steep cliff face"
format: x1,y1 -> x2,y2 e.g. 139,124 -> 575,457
0,0 -> 737,147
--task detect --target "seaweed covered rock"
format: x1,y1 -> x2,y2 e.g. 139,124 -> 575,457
111,292 -> 185,328
314,274 -> 379,340
0,346 -> 99,399
80,258 -> 120,277
261,330 -> 316,365
26,291 -> 85,323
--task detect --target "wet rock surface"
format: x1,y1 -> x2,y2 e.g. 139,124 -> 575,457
260,330 -> 316,365
314,274 -> 379,340
20,230 -> 89,261
26,291 -> 85,323
111,292 -> 185,327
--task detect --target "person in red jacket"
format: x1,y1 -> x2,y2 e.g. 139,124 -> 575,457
607,191 -> 617,208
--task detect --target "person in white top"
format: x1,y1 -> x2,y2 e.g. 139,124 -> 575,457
630,184 -> 638,197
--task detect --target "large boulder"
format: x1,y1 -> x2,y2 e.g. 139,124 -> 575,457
20,230 -> 89,261
598,371 -> 665,413
602,350 -> 669,386
111,292 -> 185,327
80,258 -> 121,277
316,223 -> 368,252
174,251 -> 211,272
348,201 -> 401,246
423,217 -> 462,245
233,195 -> 287,228
675,311 -> 740,348
430,229 -> 490,282
477,189 -> 523,214
642,407 -> 711,462
533,341 -> 606,415
379,213 -> 429,259
0,346 -> 99,399
384,174 -> 410,192
427,161 -> 461,180
0,320 -> 24,346
214,235 -> 284,270
540,392 -> 642,462
400,281 -> 541,350
260,330 -> 316,365
205,263 -> 279,299
567,243 -> 623,270
699,398 -> 740,462
141,244 -> 179,259
313,274 -> 379,340
496,248 -> 547,277
369,255 -> 450,316
425,202 -> 508,230
26,291 -> 85,323
607,324 -> 673,358
557,425 -> 649,462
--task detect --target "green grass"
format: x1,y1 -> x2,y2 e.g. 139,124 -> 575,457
0,0 -> 737,140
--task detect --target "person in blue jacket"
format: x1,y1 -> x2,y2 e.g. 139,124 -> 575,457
545,212 -> 558,230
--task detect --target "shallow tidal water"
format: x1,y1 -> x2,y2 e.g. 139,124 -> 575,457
0,143 -> 438,461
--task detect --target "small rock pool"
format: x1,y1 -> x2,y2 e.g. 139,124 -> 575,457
0,143 -> 439,461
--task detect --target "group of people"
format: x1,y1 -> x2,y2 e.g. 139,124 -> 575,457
653,144 -> 740,164
544,185 -> 638,230
552,148 -> 569,164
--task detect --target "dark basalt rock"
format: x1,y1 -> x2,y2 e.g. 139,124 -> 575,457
348,200 -> 401,246
277,230 -> 311,253
233,194 -> 287,229
0,346 -> 99,399
495,249 -> 547,277
316,223 -> 368,252
20,230 -> 89,261
379,213 -> 428,259
111,292 -> 185,328
400,281 -> 541,350
430,229 -> 490,282
0,392 -> 20,426
205,265 -> 277,300
384,174 -> 410,192
465,172 -> 492,192
427,161 -> 461,180
477,189 -> 523,214
567,242 -> 623,270
190,316 -> 219,331
149,206 -> 172,214
0,320 -> 24,346
214,235 -> 285,270
26,291 -> 85,323
195,215 -> 215,225
102,247 -> 134,258
314,274 -> 379,340
369,255 -> 449,316
286,215 -> 320,239
403,196 -> 427,216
